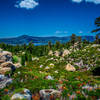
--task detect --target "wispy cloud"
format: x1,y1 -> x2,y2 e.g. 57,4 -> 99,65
72,0 -> 83,3
55,30 -> 68,34
72,0 -> 100,4
55,30 -> 68,36
86,0 -> 100,4
79,30 -> 83,34
15,0 -> 39,10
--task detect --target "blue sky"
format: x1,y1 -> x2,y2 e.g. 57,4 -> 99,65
0,0 -> 100,37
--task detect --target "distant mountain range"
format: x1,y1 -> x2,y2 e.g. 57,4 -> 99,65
0,35 -> 95,45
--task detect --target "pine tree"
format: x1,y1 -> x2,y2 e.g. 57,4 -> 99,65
27,41 -> 34,54
95,34 -> 99,44
71,34 -> 76,45
77,36 -> 82,49
55,41 -> 61,49
21,55 -> 25,66
48,41 -> 52,49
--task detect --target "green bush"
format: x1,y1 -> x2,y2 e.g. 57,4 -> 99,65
13,55 -> 19,63
1,95 -> 10,100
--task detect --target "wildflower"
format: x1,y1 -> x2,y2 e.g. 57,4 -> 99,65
77,76 -> 80,80
32,94 -> 40,100
50,63 -> 54,66
69,93 -> 76,99
76,91 -> 81,94
59,80 -> 63,84
67,93 -> 71,97
55,71 -> 58,73
4,89 -> 9,92
29,69 -> 32,71
46,75 -> 54,80
63,86 -> 67,90
45,66 -> 50,70
50,95 -> 54,99
40,65 -> 43,68
18,71 -> 21,74
34,76 -> 39,79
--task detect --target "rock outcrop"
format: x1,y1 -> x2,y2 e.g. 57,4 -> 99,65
0,49 -> 19,75
0,62 -> 16,74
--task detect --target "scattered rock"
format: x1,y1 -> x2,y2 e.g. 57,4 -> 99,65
11,88 -> 31,100
45,75 -> 54,80
65,64 -> 76,71
91,44 -> 99,47
0,74 -> 12,89
48,50 -> 53,56
62,49 -> 70,57
74,60 -> 83,68
40,89 -> 61,100
45,66 -> 50,70
54,51 -> 60,57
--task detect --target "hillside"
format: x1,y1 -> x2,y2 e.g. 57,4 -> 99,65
0,35 -> 95,45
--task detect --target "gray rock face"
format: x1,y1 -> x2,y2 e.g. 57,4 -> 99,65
11,88 -> 31,100
0,74 -> 12,89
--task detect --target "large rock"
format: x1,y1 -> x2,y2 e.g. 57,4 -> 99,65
62,49 -> 70,57
11,88 -> 31,100
40,89 -> 61,100
0,51 -> 12,62
65,64 -> 76,71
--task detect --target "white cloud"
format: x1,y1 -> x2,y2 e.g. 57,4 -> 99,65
55,30 -> 68,35
15,0 -> 39,10
79,30 -> 83,34
55,31 -> 62,34
72,0 -> 83,3
85,0 -> 100,4
72,0 -> 100,4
